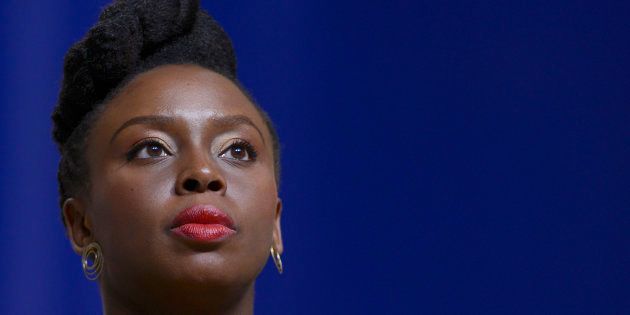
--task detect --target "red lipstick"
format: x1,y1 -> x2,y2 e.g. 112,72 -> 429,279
170,205 -> 236,243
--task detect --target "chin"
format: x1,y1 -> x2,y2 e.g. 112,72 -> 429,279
170,251 -> 261,288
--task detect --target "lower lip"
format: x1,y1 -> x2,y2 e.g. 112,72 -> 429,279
171,223 -> 236,242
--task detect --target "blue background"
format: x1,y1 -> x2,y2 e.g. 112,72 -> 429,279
1,0 -> 628,314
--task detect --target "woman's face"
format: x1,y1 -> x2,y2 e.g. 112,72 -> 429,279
68,64 -> 282,303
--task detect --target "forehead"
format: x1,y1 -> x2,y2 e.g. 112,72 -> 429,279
98,64 -> 264,133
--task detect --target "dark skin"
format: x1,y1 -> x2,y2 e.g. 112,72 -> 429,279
62,64 -> 283,315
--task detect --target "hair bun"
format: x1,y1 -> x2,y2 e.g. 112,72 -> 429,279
84,3 -> 142,88
85,0 -> 199,87
131,0 -> 199,49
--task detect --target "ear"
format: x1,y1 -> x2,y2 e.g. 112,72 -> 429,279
62,197 -> 94,255
272,198 -> 284,254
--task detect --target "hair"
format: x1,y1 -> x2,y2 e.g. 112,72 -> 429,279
51,0 -> 280,211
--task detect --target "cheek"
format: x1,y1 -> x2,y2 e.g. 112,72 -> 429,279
227,167 -> 278,259
88,165 -> 174,256
230,166 -> 277,230
237,183 -> 277,233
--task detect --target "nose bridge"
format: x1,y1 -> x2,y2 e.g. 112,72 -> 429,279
186,146 -> 213,174
175,142 -> 226,195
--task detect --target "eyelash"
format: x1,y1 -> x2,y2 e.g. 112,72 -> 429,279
125,138 -> 258,163
126,138 -> 172,161
219,139 -> 258,162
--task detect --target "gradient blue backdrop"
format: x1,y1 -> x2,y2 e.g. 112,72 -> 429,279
1,1 -> 628,314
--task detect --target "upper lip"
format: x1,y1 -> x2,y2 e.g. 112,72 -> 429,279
170,204 -> 235,230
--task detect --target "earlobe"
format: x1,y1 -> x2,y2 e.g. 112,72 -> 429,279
62,197 -> 93,255
272,198 -> 284,254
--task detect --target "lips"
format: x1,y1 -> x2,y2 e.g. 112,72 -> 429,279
170,205 -> 236,243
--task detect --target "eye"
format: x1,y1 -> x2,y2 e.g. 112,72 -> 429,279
219,140 -> 257,162
127,139 -> 172,160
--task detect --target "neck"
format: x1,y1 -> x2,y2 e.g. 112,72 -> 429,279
100,280 -> 255,315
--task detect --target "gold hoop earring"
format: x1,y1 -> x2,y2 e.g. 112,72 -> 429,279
270,246 -> 283,274
82,242 -> 103,281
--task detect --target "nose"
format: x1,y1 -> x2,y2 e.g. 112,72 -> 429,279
175,155 -> 226,195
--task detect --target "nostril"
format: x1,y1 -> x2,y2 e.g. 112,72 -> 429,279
208,180 -> 223,192
183,179 -> 199,192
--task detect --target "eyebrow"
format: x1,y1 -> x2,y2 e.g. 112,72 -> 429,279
109,114 -> 265,144
212,115 -> 265,144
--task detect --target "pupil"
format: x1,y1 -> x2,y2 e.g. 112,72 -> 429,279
232,146 -> 245,158
148,145 -> 162,156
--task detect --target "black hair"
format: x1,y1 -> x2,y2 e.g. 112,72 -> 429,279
51,0 -> 280,210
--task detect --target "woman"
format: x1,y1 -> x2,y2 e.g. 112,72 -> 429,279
51,1 -> 283,314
